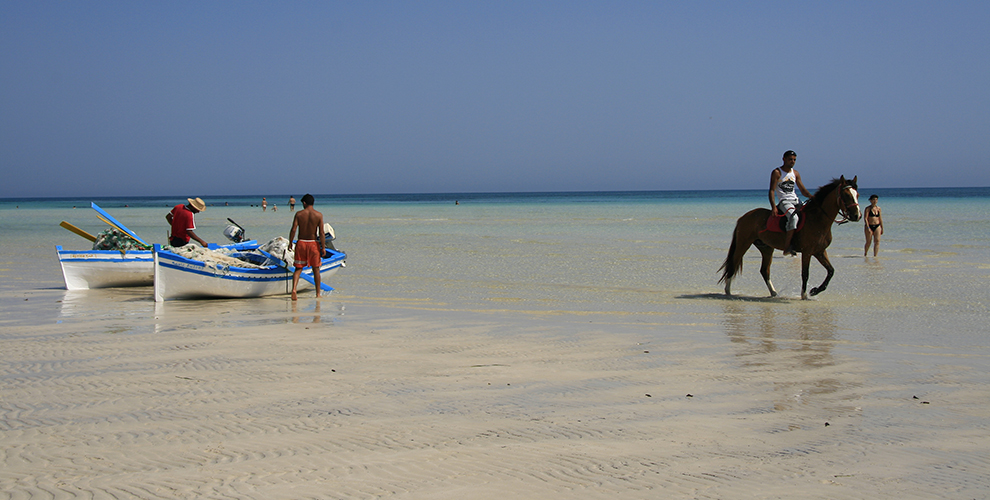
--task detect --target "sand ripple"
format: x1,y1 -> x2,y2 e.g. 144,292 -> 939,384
2,298 -> 989,499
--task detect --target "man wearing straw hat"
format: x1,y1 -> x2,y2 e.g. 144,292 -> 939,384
166,197 -> 209,248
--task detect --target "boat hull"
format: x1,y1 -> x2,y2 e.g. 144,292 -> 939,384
56,246 -> 154,290
153,245 -> 345,301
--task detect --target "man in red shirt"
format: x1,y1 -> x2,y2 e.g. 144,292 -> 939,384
165,197 -> 208,247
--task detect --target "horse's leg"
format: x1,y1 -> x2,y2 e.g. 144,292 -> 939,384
756,241 -> 777,297
800,252 -> 813,300
809,250 -> 835,297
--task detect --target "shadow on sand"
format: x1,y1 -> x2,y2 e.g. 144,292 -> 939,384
676,292 -> 793,303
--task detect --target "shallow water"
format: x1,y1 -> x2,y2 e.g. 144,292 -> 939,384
3,189 -> 987,359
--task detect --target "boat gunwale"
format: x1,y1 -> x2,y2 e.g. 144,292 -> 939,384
153,245 -> 345,277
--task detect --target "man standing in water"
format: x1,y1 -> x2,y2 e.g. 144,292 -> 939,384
287,194 -> 326,300
769,150 -> 812,255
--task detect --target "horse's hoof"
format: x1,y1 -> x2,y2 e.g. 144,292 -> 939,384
810,287 -> 821,296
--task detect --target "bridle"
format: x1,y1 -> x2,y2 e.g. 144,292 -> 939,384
835,185 -> 860,224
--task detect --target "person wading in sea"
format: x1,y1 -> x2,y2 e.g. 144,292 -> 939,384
864,194 -> 884,256
287,194 -> 326,300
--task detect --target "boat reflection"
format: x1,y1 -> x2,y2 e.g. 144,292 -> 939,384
58,288 -> 343,335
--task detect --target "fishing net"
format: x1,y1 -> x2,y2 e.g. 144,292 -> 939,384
166,237 -> 297,270
92,229 -> 147,251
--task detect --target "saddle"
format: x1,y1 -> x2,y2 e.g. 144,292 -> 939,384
764,207 -> 806,233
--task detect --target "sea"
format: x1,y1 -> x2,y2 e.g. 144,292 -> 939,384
1,187 -> 988,375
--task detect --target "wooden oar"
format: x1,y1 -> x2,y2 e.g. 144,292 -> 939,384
59,221 -> 97,242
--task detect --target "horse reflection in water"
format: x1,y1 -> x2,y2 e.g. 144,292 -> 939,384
721,301 -> 865,415
719,176 -> 861,299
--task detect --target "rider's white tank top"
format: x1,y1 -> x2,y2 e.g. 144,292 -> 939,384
775,168 -> 798,204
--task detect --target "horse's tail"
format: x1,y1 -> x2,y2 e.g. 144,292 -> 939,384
717,227 -> 740,285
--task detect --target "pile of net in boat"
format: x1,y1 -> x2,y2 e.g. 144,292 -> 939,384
167,237 -> 296,270
92,228 -> 148,251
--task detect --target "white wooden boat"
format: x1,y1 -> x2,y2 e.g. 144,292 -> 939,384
56,246 -> 154,290
56,241 -> 259,290
153,244 -> 346,301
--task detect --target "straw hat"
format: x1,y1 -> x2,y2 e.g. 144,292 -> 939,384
187,197 -> 206,212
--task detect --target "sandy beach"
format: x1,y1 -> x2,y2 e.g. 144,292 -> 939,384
3,285 -> 988,499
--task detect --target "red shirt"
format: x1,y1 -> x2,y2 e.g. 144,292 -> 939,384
170,204 -> 196,243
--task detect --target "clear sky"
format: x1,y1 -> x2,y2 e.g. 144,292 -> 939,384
2,1 -> 988,197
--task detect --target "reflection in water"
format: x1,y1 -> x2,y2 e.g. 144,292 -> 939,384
58,288 -> 158,335
152,297 -> 343,332
292,300 -> 323,324
721,301 -> 859,415
57,289 -> 345,335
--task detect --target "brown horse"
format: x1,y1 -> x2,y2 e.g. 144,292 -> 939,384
719,176 -> 861,299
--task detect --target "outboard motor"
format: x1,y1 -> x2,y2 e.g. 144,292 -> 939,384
323,223 -> 337,251
223,218 -> 246,243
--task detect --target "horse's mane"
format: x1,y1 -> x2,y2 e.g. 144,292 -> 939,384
804,177 -> 857,211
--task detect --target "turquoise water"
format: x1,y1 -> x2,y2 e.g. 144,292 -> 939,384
0,188 -> 986,333
2,188 -> 987,344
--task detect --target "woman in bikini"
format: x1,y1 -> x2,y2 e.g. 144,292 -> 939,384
864,194 -> 884,256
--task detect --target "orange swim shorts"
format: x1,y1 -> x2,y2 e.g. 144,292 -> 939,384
293,240 -> 322,269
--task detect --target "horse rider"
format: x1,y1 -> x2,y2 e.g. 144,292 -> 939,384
769,150 -> 812,255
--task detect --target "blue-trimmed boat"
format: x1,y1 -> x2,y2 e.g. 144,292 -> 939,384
56,241 -> 259,291
56,246 -> 155,290
153,244 -> 346,301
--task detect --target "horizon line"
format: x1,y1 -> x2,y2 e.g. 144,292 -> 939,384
3,185 -> 988,202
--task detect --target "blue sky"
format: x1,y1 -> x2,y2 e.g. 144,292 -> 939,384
2,1 -> 988,197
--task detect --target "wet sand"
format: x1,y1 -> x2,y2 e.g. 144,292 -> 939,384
2,287 -> 988,499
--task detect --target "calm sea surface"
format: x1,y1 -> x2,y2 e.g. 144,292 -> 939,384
1,188 -> 988,367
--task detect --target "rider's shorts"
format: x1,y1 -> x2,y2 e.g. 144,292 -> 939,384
777,201 -> 800,231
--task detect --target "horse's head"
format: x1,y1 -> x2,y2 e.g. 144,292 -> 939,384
838,175 -> 861,222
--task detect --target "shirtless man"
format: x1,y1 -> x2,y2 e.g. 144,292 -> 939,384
769,150 -> 812,255
287,194 -> 326,300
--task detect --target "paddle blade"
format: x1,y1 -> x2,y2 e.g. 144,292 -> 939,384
300,272 -> 334,292
60,221 -> 97,242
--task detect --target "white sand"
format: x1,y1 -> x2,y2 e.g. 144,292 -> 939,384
2,289 -> 988,499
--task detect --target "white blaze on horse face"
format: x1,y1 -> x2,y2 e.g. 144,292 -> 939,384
849,188 -> 861,220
